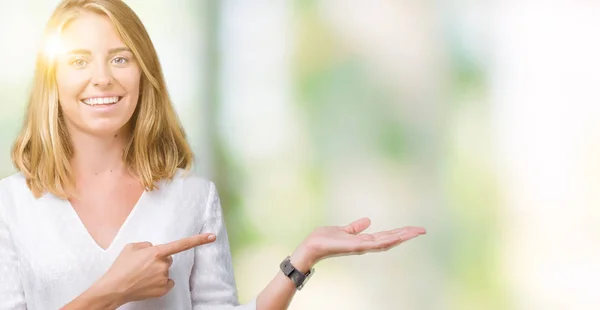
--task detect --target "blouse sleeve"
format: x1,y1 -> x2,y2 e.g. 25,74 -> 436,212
189,182 -> 257,310
0,183 -> 27,309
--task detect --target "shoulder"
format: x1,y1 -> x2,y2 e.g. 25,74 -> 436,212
155,168 -> 216,203
0,172 -> 30,199
0,172 -> 32,218
0,172 -> 27,188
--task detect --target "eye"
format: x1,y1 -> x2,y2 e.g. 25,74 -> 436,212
111,56 -> 128,65
70,58 -> 88,67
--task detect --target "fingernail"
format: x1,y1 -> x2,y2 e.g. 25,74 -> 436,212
207,234 -> 216,241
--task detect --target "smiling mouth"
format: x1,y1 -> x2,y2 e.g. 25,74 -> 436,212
81,96 -> 123,106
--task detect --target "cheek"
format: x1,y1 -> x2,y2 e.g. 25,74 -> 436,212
114,70 -> 142,106
56,69 -> 88,106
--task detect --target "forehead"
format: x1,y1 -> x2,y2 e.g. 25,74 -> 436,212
60,11 -> 126,51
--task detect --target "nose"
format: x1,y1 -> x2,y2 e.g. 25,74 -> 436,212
91,61 -> 112,87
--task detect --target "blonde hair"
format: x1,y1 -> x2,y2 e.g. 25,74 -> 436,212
12,0 -> 193,199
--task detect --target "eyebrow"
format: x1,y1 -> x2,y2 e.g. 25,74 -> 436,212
66,47 -> 132,55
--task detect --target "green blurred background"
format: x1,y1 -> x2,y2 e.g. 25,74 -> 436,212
3,1 -> 600,309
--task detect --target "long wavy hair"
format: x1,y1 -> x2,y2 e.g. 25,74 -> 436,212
12,0 -> 193,199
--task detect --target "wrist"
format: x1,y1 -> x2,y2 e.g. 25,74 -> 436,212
289,242 -> 317,274
87,277 -> 125,309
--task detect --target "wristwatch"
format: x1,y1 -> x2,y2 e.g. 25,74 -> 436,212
279,256 -> 315,290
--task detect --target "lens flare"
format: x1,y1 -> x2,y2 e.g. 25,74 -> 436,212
43,33 -> 64,62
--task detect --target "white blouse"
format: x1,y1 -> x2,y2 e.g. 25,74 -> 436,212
0,169 -> 257,310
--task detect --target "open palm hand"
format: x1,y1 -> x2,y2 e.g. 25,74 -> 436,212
292,218 -> 426,270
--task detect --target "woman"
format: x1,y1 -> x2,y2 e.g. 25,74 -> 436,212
0,0 -> 426,309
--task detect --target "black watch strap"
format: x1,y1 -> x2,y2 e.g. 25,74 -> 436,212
279,256 -> 314,290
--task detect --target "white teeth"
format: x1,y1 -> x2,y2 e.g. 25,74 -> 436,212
82,96 -> 120,106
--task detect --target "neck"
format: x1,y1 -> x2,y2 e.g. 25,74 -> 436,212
69,127 -> 132,178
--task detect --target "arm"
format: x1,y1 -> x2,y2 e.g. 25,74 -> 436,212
190,182 -> 256,309
192,182 -> 426,310
190,182 -> 304,310
62,233 -> 217,310
60,283 -> 122,310
253,248 -> 312,310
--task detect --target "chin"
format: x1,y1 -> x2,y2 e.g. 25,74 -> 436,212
83,120 -> 131,137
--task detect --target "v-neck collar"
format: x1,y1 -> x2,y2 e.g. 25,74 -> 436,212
64,190 -> 148,253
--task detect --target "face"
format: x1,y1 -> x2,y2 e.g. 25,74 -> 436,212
55,11 -> 141,137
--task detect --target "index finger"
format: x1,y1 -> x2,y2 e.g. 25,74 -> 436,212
154,233 -> 216,257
